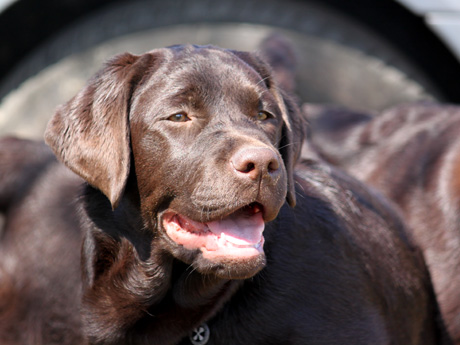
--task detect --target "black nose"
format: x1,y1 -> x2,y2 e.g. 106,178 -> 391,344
231,147 -> 281,181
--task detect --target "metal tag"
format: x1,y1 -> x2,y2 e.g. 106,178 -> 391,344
189,323 -> 210,345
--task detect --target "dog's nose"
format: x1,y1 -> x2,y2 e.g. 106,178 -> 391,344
231,147 -> 280,180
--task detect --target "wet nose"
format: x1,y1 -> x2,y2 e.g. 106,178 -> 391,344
231,147 -> 281,180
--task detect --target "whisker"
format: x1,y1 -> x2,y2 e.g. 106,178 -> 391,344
278,141 -> 302,151
256,76 -> 270,87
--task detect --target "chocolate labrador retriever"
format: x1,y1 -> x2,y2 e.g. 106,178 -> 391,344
0,45 -> 443,344
305,102 -> 460,344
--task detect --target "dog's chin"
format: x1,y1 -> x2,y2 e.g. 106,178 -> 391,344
161,203 -> 267,279
195,251 -> 266,280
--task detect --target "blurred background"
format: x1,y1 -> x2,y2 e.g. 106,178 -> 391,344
0,0 -> 459,138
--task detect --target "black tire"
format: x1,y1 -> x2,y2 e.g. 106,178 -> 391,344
0,0 -> 439,138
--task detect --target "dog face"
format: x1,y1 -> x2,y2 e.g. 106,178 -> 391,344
45,45 -> 304,279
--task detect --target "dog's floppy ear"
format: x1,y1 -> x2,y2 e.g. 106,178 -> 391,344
232,50 -> 305,207
276,92 -> 305,207
45,52 -> 157,209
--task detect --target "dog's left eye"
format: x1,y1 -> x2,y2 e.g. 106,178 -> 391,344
257,111 -> 271,121
168,113 -> 190,122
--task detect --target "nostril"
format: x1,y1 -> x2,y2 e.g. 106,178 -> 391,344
233,159 -> 257,174
244,162 -> 255,173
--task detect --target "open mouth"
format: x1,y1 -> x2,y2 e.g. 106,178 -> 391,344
162,203 -> 265,260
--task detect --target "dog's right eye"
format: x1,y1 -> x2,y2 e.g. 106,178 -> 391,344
167,113 -> 190,122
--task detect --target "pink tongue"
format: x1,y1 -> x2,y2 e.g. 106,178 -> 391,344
207,211 -> 265,245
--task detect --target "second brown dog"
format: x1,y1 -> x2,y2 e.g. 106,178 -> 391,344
306,102 -> 460,344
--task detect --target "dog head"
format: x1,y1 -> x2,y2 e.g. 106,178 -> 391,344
45,45 -> 304,279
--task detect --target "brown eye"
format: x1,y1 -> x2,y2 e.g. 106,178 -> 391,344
168,113 -> 190,122
257,111 -> 270,121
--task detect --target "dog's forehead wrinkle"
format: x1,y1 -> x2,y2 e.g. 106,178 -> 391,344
170,49 -> 264,96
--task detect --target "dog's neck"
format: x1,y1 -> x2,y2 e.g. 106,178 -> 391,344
79,186 -> 239,344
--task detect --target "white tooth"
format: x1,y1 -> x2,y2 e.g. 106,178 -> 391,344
219,233 -> 226,247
